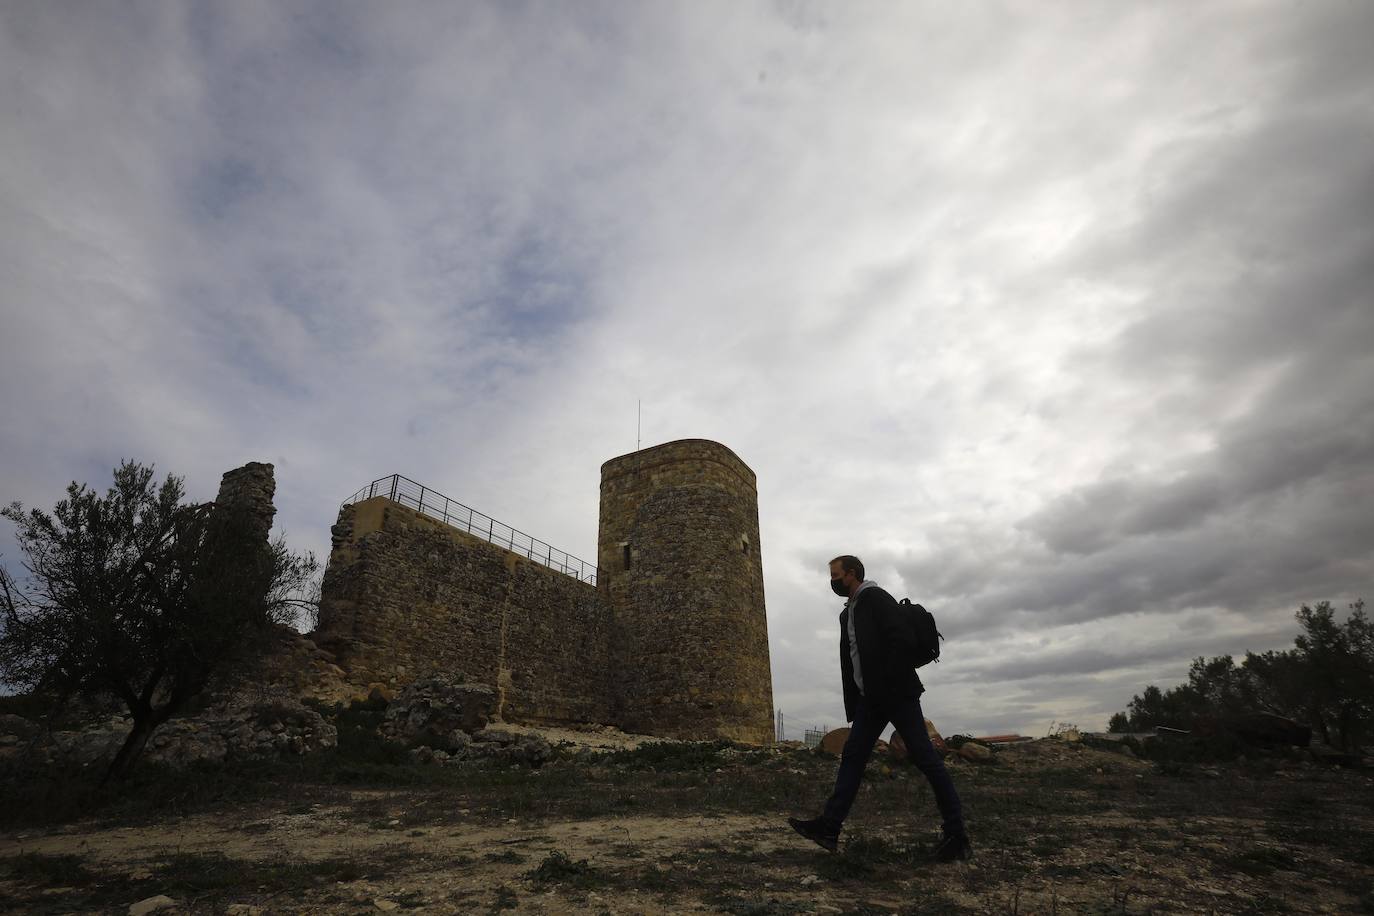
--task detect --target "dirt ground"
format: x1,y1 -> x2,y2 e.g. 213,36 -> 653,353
3,735 -> 1373,914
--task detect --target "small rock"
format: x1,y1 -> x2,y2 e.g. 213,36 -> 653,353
373,899 -> 399,912
800,874 -> 820,886
129,895 -> 178,916
226,905 -> 264,915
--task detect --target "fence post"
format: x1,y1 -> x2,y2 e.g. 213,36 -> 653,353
390,476 -> 398,502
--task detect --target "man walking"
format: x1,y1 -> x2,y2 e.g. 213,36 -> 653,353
788,555 -> 971,862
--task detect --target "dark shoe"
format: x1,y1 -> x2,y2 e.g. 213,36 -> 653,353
788,816 -> 839,853
933,832 -> 972,863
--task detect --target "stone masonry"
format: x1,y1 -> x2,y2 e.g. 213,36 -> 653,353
315,497 -> 612,727
214,462 -> 277,541
315,439 -> 775,744
598,440 -> 773,743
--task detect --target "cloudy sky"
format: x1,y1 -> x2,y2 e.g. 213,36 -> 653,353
3,1 -> 1371,739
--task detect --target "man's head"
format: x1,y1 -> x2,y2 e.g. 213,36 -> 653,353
829,555 -> 865,598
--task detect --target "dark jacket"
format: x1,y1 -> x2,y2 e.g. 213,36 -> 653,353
839,584 -> 924,722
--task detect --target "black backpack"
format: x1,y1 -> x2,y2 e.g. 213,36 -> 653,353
899,598 -> 943,667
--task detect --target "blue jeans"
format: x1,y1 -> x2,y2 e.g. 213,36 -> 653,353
822,694 -> 965,838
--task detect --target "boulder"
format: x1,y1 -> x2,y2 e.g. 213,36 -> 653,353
129,895 -> 178,915
925,718 -> 947,751
818,728 -> 850,757
888,719 -> 947,762
957,742 -> 995,764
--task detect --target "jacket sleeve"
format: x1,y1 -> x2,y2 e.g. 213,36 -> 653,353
838,610 -> 858,723
856,589 -> 917,700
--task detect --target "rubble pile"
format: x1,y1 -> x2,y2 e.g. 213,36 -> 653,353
0,700 -> 337,769
371,676 -> 554,767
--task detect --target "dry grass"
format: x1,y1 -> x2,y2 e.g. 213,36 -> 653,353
2,736 -> 1373,913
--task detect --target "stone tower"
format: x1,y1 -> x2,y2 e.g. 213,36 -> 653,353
598,439 -> 774,743
214,462 -> 276,541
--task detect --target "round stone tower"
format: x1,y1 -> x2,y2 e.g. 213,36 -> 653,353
598,439 -> 774,743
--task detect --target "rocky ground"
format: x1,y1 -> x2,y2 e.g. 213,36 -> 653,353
3,726 -> 1374,914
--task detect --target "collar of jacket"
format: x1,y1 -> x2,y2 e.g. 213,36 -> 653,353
843,579 -> 878,613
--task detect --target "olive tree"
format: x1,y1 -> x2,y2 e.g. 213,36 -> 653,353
0,460 -> 316,780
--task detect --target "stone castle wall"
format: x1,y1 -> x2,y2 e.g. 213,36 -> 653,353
315,439 -> 774,743
314,498 -> 612,727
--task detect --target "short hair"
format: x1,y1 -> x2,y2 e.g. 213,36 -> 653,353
829,555 -> 865,581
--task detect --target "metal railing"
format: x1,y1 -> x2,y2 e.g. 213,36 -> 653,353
342,474 -> 599,586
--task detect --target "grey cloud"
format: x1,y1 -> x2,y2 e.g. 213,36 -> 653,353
1021,390 -> 1374,557
5,2 -> 1373,741
945,643 -> 1187,686
944,607 -> 1299,691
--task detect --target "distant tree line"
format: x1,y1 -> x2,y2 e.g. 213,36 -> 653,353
1109,600 -> 1373,752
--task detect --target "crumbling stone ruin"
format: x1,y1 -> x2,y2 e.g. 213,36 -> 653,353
214,461 -> 277,540
315,439 -> 775,745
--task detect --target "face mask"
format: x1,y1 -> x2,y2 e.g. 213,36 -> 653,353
830,578 -> 848,597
